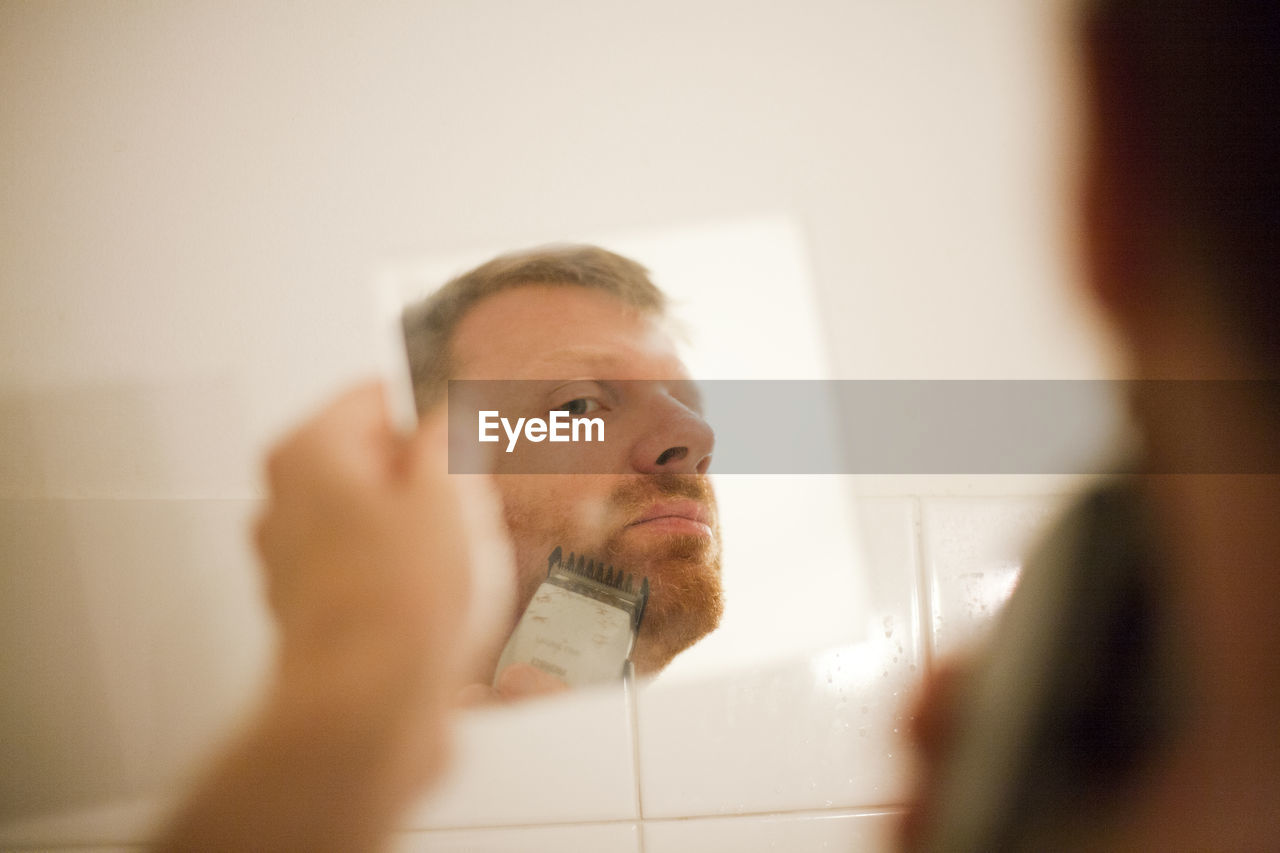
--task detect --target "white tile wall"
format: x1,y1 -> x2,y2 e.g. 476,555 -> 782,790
920,496 -> 1066,658
10,847 -> 143,853
635,649 -> 915,819
0,498 -> 270,828
394,821 -> 640,853
0,795 -> 169,852
404,681 -> 639,830
0,376 -> 259,501
643,809 -> 902,853
1,491 -> 1064,850
635,497 -> 921,818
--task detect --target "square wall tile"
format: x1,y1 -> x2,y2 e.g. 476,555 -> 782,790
636,498 -> 922,818
0,376 -> 258,499
0,795 -> 173,850
12,848 -> 144,853
0,498 -> 270,827
643,809 -> 902,853
856,497 -> 927,677
854,474 -> 1092,499
405,679 -> 638,830
395,821 -> 639,853
663,477 -> 877,683
636,651 -> 916,819
921,496 -> 1065,659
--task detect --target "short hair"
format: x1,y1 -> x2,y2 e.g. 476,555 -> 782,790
401,244 -> 668,408
1087,0 -> 1279,373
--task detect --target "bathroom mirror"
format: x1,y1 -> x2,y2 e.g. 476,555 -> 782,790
380,216 -> 872,694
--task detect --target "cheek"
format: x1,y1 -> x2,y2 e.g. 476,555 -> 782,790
567,440 -> 630,474
496,474 -> 625,616
496,474 -> 621,548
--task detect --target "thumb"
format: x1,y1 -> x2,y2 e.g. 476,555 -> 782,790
495,663 -> 571,701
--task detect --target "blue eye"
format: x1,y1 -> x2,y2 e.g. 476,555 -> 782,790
555,397 -> 602,416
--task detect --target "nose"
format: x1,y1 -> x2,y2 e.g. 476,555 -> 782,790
628,385 -> 715,475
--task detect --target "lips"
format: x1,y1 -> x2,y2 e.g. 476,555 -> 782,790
627,500 -> 715,535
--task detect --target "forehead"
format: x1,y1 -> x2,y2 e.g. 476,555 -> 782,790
450,285 -> 689,380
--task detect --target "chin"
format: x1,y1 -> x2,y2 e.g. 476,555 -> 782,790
624,538 -> 725,675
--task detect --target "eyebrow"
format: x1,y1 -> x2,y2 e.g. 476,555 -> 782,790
524,347 -> 704,412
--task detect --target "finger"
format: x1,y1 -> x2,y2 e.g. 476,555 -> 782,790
908,655 -> 970,761
455,683 -> 503,708
310,381 -> 390,436
271,382 -> 396,490
406,411 -> 517,673
453,472 -> 517,675
429,396 -> 501,477
494,663 -> 570,700
404,410 -> 451,478
252,508 -> 286,614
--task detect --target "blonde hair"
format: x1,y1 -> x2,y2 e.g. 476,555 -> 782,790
401,244 -> 668,408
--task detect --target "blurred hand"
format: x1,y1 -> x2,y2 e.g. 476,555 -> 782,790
898,655 -> 972,852
157,382 -> 515,852
254,382 -> 514,773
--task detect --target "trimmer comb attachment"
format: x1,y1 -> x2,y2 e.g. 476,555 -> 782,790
547,545 -> 650,631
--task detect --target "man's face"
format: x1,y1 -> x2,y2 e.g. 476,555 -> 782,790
449,285 -> 723,677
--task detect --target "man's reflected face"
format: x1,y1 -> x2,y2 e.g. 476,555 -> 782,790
449,285 -> 723,676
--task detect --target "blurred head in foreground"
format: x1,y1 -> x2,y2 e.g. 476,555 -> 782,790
1081,0 -> 1279,390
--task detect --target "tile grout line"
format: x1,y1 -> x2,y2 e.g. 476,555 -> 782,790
910,496 -> 936,676
641,804 -> 910,823
393,804 -> 911,837
627,668 -> 647,852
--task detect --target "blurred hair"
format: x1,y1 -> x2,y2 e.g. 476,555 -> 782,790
401,245 -> 668,408
1087,0 -> 1279,372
